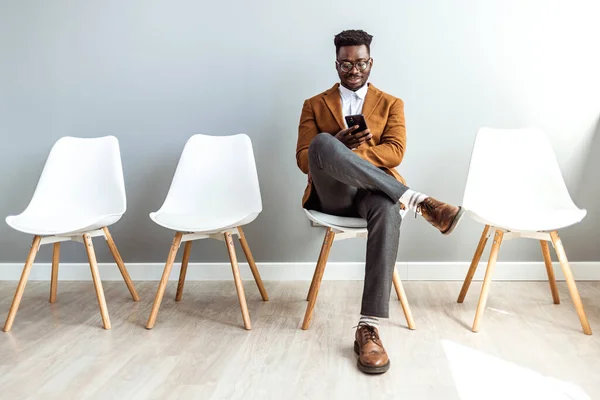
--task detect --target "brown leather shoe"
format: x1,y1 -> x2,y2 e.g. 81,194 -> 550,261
354,324 -> 390,374
417,197 -> 465,235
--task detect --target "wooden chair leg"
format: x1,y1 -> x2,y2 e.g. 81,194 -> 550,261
83,234 -> 111,330
237,227 -> 269,301
49,242 -> 60,303
458,225 -> 490,303
392,268 -> 415,330
550,231 -> 592,335
302,228 -> 335,330
102,227 -> 140,302
540,240 -> 560,304
306,267 -> 319,301
472,230 -> 503,333
175,241 -> 192,302
3,236 -> 42,332
146,232 -> 183,329
306,228 -> 335,302
225,232 -> 252,330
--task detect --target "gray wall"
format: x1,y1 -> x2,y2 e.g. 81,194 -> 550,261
1,0 -> 599,264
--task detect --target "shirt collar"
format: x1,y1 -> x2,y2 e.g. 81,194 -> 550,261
339,82 -> 369,101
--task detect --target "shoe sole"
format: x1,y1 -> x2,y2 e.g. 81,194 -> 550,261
353,341 -> 390,374
441,206 -> 466,235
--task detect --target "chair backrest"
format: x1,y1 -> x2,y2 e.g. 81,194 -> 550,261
462,127 -> 577,215
157,133 -> 262,215
22,136 -> 126,217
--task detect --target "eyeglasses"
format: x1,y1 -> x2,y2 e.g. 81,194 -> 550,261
336,59 -> 371,73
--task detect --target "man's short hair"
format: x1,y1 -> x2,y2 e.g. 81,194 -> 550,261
334,30 -> 373,55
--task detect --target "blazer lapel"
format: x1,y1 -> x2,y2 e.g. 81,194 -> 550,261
362,83 -> 383,122
323,84 -> 346,131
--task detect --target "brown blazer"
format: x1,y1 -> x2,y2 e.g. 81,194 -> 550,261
296,83 -> 407,207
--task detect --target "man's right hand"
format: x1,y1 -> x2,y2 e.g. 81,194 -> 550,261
334,126 -> 373,149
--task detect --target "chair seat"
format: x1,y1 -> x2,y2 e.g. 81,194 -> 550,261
5,213 -> 122,236
304,208 -> 409,231
304,209 -> 368,230
149,210 -> 259,233
468,207 -> 587,232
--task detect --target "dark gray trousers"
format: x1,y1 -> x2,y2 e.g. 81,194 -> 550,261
307,133 -> 409,318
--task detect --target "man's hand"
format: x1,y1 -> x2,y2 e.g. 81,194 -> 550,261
334,126 -> 373,149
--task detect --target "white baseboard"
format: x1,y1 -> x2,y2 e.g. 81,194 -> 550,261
0,262 -> 598,281
405,262 -> 600,281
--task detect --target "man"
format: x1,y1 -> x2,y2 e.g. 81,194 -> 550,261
296,29 -> 464,374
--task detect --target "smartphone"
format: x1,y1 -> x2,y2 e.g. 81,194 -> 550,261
344,114 -> 368,133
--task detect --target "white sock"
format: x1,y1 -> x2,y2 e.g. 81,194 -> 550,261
399,189 -> 429,213
358,315 -> 380,328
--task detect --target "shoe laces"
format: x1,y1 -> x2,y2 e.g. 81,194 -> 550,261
355,323 -> 381,345
416,197 -> 433,217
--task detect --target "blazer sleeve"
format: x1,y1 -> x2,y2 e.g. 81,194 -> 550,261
296,99 -> 318,174
353,99 -> 406,168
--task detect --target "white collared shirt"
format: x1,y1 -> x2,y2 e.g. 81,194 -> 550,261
339,83 -> 368,126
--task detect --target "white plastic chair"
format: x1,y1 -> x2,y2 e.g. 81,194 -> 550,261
457,127 -> 591,335
3,136 -> 139,332
145,133 -> 268,331
301,208 -> 415,330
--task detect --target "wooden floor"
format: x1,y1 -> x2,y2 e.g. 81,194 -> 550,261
1,280 -> 599,399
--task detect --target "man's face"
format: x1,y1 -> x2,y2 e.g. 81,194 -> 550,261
336,45 -> 372,91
